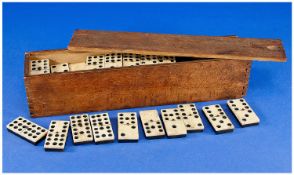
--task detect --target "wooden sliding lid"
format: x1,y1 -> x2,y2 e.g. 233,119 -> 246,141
68,30 -> 286,62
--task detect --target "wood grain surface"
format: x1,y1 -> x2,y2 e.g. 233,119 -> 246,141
24,58 -> 251,117
68,30 -> 286,62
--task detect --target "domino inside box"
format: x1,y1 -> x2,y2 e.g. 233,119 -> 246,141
24,30 -> 286,117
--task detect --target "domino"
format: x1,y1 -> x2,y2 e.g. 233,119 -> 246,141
70,114 -> 93,144
69,63 -> 90,72
7,116 -> 47,144
44,120 -> 69,151
227,98 -> 260,127
139,110 -> 165,139
202,104 -> 234,134
158,56 -> 176,64
86,55 -> 105,70
29,59 -> 50,75
141,55 -> 159,65
122,53 -> 141,67
178,103 -> 204,132
117,112 -> 139,142
104,53 -> 123,68
51,63 -> 70,73
160,108 -> 187,138
89,113 -> 115,143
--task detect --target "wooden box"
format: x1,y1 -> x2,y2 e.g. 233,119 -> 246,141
24,30 -> 286,117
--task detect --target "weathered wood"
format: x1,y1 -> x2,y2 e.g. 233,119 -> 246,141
24,53 -> 251,117
68,30 -> 286,62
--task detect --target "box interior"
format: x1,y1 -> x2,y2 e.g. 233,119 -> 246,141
25,49 -> 216,76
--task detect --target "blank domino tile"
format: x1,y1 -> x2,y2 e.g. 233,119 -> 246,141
177,103 -> 204,132
104,53 -> 123,68
69,63 -> 89,72
86,55 -> 105,69
29,59 -> 50,75
7,116 -> 48,144
44,120 -> 70,151
160,108 -> 187,138
51,63 -> 70,73
70,114 -> 93,144
123,53 -> 141,67
89,113 -> 115,143
139,110 -> 165,139
227,98 -> 260,127
117,112 -> 139,142
202,104 -> 234,134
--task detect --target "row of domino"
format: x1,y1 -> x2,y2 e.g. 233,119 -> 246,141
7,98 -> 259,151
29,53 -> 176,75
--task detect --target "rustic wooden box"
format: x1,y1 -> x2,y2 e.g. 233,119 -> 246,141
24,30 -> 286,117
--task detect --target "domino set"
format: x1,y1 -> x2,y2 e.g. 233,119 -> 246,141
29,53 -> 176,75
24,30 -> 286,118
7,98 -> 260,151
